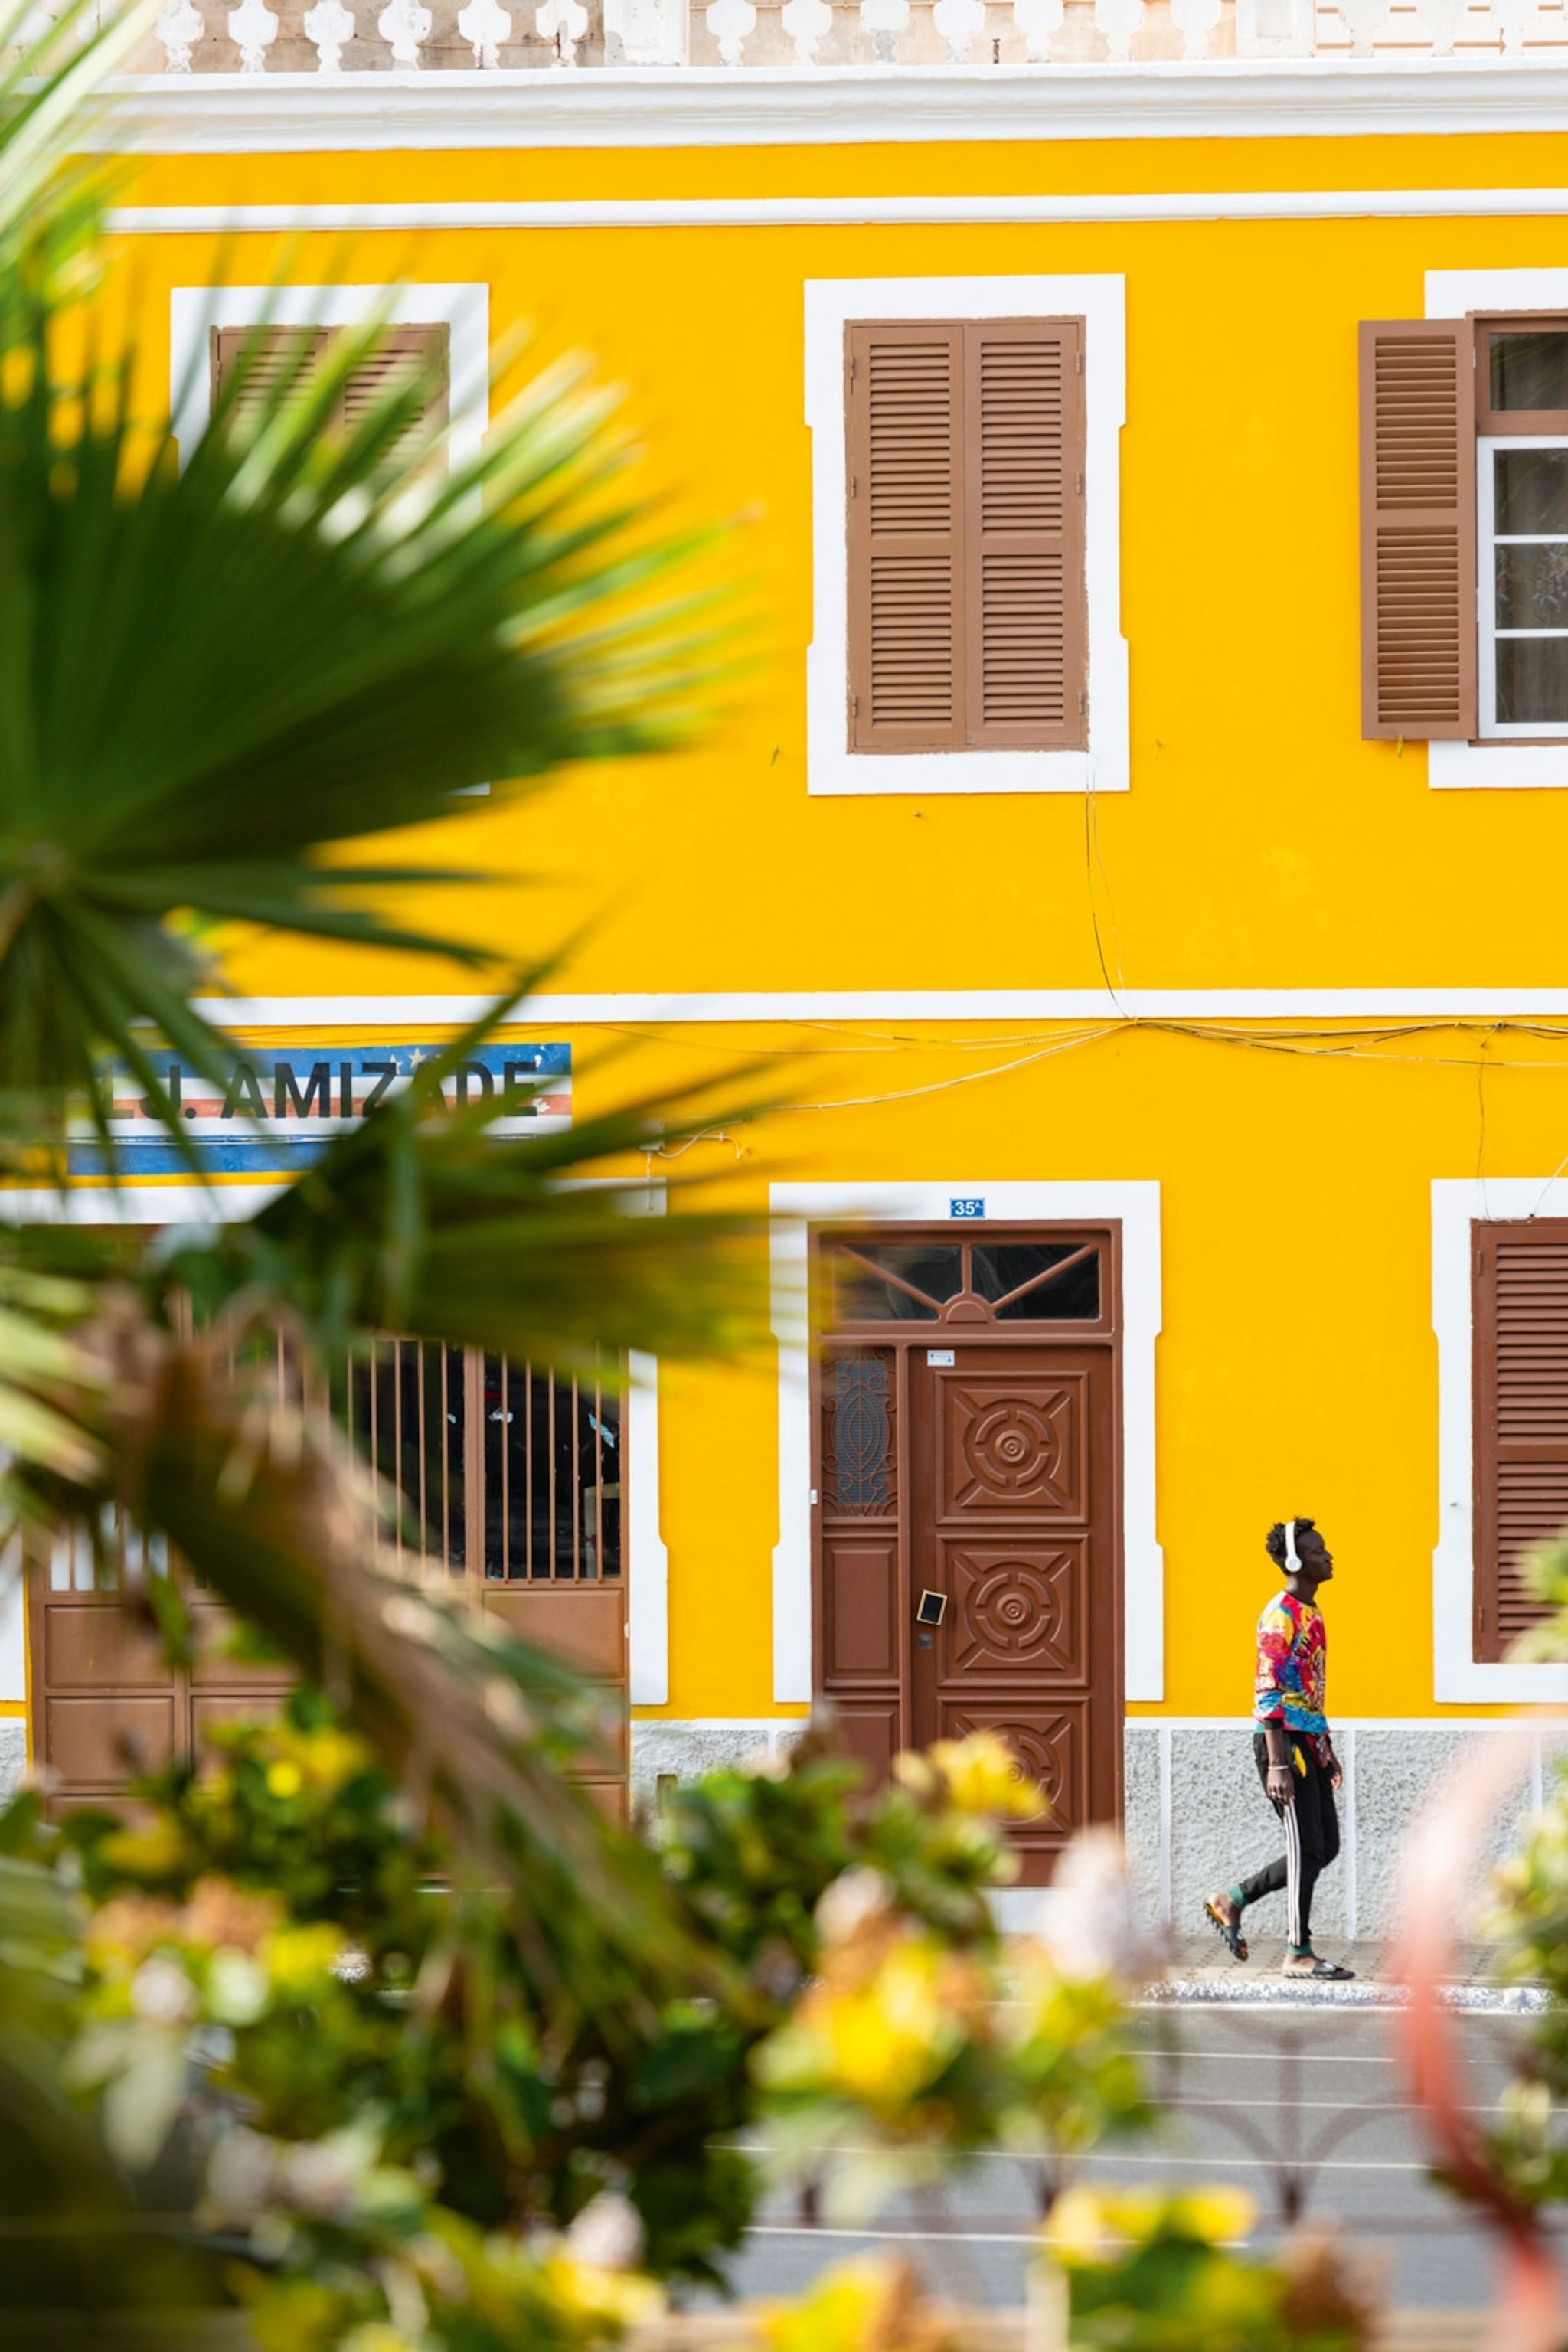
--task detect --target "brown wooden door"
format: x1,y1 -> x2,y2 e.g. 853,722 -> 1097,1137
29,1344 -> 630,1819
814,1226 -> 1122,1884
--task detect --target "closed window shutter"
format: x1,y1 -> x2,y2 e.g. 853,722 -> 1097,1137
965,319 -> 1086,750
1473,1221 -> 1568,1661
846,317 -> 1088,755
1358,318 -> 1477,742
211,323 -> 449,462
847,322 -> 964,752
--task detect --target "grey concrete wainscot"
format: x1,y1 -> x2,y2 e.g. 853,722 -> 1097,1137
629,1718 -> 808,1808
0,1719 -> 25,1809
1124,1720 -> 1566,1948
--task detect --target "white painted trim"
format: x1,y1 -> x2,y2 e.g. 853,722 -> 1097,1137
768,1178 -> 1163,1703
91,67 -> 1568,155
626,1348 -> 670,1706
1476,431 -> 1568,743
803,276 -> 1128,798
1426,269 -> 1568,787
1429,741 -> 1568,789
189,988 -> 1568,1023
169,283 -> 490,475
1433,1177 -> 1568,1704
110,190 -> 1568,236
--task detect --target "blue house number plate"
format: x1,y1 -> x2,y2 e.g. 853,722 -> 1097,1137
949,1197 -> 985,1220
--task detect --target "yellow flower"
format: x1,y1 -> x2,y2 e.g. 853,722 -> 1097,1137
758,2258 -> 944,2352
260,1920 -> 344,1994
541,2251 -> 663,2330
266,1759 -> 304,1800
777,1932 -> 982,2114
929,1733 -> 1047,1821
96,1818 -> 191,1883
1047,2184 -> 1255,2265
339,2329 -> 420,2352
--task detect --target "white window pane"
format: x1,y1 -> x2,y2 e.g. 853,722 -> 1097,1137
1496,544 -> 1568,629
1495,448 -> 1568,534
1497,635 -> 1568,724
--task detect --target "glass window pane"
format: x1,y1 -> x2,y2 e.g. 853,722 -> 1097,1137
1496,449 -> 1568,536
1497,635 -> 1568,724
1491,332 -> 1568,413
831,1243 -> 961,1321
970,1242 -> 1101,1320
1497,543 -> 1568,629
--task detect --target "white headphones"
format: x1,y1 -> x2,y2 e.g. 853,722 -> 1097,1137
1284,1518 -> 1301,1573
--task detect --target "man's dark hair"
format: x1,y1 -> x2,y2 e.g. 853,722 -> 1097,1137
1265,1517 -> 1318,1569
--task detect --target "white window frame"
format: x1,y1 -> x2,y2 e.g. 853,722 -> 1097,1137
1478,433 -> 1568,740
1427,268 -> 1568,789
169,282 -> 492,471
1433,1176 -> 1568,1702
804,275 -> 1129,798
769,1179 -> 1162,1704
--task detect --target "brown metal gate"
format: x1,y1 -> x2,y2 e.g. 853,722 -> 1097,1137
28,1344 -> 629,1818
812,1225 -> 1122,1886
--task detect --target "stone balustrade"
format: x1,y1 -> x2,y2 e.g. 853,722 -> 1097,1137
16,0 -> 1568,74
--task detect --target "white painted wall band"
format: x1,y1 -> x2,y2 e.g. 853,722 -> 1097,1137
186,990 -> 1568,1025
105,188 -> 1568,234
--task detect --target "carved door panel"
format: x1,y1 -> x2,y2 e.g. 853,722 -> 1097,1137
813,1226 -> 1123,1887
909,1345 -> 1117,1883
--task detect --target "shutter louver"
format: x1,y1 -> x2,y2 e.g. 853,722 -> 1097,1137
845,317 -> 1087,756
1474,1223 -> 1568,1661
965,320 -> 1085,750
848,324 -> 963,751
1359,319 -> 1477,741
211,323 -> 449,469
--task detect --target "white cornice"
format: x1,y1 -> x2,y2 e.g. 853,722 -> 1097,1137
93,60 -> 1568,153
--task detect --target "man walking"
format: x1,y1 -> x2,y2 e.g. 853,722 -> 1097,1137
1203,1518 -> 1354,1981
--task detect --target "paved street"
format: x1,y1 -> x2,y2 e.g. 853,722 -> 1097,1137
720,2006 -> 1541,2313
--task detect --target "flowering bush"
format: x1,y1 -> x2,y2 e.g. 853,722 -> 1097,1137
0,1706 -> 1154,2346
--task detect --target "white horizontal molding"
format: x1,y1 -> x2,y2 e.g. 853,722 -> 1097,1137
93,66 -> 1568,153
109,186 -> 1568,234
192,988 -> 1568,1024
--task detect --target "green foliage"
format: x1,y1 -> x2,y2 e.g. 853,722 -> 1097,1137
1050,2190 -> 1372,2352
0,1707 -> 1152,2344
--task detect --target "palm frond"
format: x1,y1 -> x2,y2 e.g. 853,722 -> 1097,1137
0,300 -> 726,1162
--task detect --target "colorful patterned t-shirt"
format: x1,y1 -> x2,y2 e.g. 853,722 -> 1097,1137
1253,1592 -> 1329,1760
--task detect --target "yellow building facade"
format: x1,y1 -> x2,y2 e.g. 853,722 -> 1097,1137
18,29 -> 1568,1931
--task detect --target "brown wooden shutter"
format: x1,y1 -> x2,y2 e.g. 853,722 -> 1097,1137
211,323 -> 448,459
847,322 -> 964,752
847,318 -> 1088,756
1473,1220 -> 1568,1661
211,325 -> 331,433
1359,319 -> 1477,741
965,319 -> 1086,750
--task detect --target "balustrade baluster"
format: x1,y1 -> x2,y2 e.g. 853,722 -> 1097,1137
1170,0 -> 1220,52
1493,0 -> 1537,48
1094,0 -> 1143,54
704,0 -> 756,62
536,0 -> 587,57
458,0 -> 511,58
932,0 -> 985,57
227,0 -> 278,67
1408,0 -> 1461,46
303,0 -> 354,65
377,0 -> 430,64
1332,0 -> 1387,47
156,0 -> 204,67
779,0 -> 833,60
858,0 -> 907,60
1011,0 -> 1061,56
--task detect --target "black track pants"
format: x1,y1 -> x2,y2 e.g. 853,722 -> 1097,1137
1236,1731 -> 1340,1951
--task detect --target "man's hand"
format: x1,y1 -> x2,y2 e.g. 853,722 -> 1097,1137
1266,1762 -> 1295,1805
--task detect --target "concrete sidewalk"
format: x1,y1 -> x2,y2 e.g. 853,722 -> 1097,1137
1147,1932 -> 1547,2011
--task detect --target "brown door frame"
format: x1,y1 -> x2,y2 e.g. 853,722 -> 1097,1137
809,1218 -> 1125,1833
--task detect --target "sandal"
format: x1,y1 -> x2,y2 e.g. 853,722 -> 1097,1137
1282,1956 -> 1356,1980
1203,1898 -> 1248,1962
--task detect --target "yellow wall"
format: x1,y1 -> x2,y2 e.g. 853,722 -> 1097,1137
83,122 -> 1568,1726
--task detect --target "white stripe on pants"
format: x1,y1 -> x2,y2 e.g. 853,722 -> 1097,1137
1282,1785 -> 1303,1949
